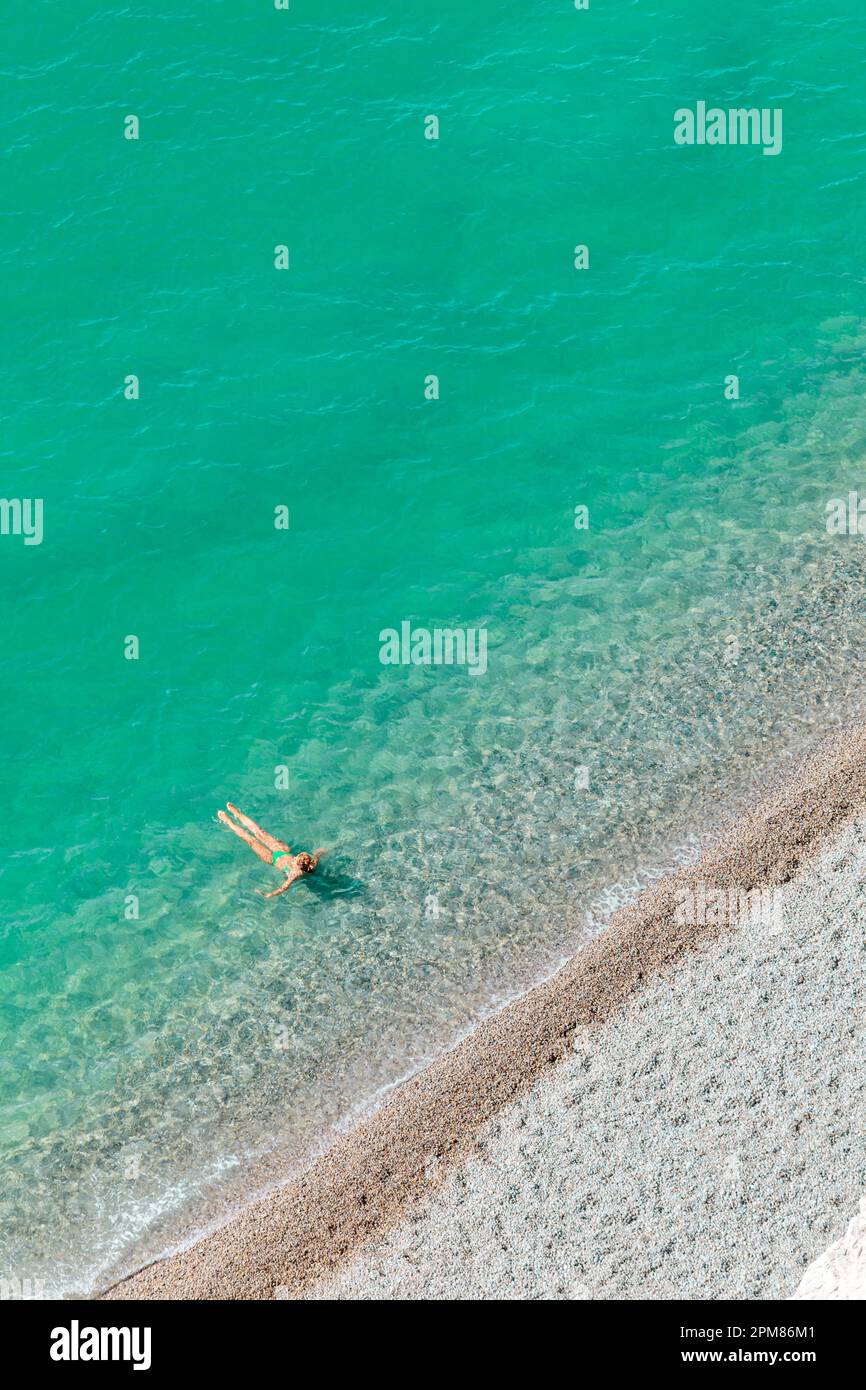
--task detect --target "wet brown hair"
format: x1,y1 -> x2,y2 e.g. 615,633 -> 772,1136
296,852 -> 315,873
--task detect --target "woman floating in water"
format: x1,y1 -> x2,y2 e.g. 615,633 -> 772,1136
218,802 -> 325,898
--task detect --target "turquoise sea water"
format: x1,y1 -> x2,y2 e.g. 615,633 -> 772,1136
3,2 -> 866,1294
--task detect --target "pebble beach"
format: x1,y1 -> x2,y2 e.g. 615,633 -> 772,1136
102,725 -> 866,1301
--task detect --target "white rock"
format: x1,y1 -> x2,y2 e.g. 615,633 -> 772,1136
791,1199 -> 866,1300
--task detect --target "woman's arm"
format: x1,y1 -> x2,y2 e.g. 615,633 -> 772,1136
260,873 -> 301,899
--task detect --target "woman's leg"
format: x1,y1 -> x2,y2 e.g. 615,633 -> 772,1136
218,810 -> 274,864
226,803 -> 289,854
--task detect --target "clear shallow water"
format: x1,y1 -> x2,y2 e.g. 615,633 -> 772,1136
2,2 -> 866,1294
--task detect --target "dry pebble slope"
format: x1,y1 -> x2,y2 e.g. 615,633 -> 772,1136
309,814 -> 866,1300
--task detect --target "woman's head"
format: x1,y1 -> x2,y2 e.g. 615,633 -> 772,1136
296,852 -> 316,874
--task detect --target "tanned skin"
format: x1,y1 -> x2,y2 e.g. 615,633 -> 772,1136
217,803 -> 325,898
